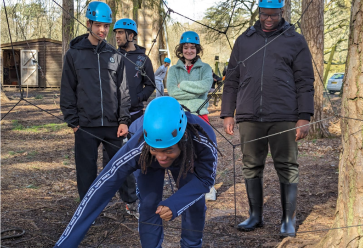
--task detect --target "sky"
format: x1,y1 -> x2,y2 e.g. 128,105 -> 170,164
165,0 -> 217,23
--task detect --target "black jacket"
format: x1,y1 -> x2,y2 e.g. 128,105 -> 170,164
60,34 -> 131,127
212,73 -> 223,89
221,20 -> 314,122
118,45 -> 155,113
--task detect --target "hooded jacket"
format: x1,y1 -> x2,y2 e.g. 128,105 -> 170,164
53,112 -> 218,248
221,20 -> 315,122
60,34 -> 131,127
154,64 -> 168,81
118,45 -> 155,113
167,59 -> 213,115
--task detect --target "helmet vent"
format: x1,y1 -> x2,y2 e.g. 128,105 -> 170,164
172,129 -> 178,137
144,130 -> 148,137
179,127 -> 181,131
92,11 -> 96,16
180,119 -> 182,124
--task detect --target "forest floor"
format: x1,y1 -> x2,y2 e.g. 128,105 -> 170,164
1,88 -> 342,247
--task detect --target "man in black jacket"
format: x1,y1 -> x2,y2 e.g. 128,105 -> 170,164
221,0 -> 314,237
113,18 -> 155,120
60,2 -> 130,203
101,18 -> 156,217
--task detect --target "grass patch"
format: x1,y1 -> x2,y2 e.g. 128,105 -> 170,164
28,151 -> 38,158
8,151 -> 15,155
11,120 -> 24,130
63,161 -> 69,165
34,94 -> 43,100
26,184 -> 38,189
13,123 -> 67,132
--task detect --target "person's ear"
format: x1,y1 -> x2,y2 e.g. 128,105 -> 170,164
129,32 -> 134,41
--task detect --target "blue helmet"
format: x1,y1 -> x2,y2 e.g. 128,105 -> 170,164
113,18 -> 138,34
164,57 -> 171,63
258,0 -> 285,8
180,31 -> 200,45
143,97 -> 187,148
86,1 -> 112,24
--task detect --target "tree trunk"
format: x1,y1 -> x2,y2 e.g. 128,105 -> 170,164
318,0 -> 363,246
132,0 -> 139,26
249,8 -> 259,26
62,0 -> 74,64
301,0 -> 328,138
323,43 -> 338,86
107,0 -> 117,47
283,0 -> 291,23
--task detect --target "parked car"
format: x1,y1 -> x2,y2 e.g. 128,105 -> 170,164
326,73 -> 344,94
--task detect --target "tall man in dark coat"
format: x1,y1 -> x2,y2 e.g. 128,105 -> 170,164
220,0 -> 314,237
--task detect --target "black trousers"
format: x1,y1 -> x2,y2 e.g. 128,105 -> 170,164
238,121 -> 299,184
102,110 -> 144,203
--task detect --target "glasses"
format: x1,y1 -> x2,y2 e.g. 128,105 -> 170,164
259,12 -> 281,20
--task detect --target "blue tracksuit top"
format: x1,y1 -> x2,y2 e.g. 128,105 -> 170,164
54,112 -> 218,248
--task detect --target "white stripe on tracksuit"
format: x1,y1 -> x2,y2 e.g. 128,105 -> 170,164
176,136 -> 218,217
56,142 -> 144,246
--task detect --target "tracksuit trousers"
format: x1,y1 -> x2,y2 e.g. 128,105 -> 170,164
136,166 -> 206,248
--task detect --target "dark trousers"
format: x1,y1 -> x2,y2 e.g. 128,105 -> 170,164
137,166 -> 206,248
238,122 -> 299,184
102,111 -> 143,203
75,126 -> 135,201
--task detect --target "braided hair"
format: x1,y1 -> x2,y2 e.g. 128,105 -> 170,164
138,107 -> 221,187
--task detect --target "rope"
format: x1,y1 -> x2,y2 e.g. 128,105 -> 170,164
21,98 -> 122,149
0,227 -> 25,248
1,99 -> 22,121
147,10 -> 170,56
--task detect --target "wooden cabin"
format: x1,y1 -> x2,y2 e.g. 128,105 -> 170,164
1,38 -> 62,88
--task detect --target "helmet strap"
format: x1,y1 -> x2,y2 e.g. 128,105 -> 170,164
121,31 -> 131,49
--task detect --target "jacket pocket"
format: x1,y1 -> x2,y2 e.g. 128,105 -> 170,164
238,74 -> 252,89
273,64 -> 296,92
236,74 -> 255,117
270,65 -> 298,115
107,63 -> 118,84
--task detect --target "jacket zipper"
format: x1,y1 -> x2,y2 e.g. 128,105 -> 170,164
97,53 -> 104,126
260,38 -> 268,122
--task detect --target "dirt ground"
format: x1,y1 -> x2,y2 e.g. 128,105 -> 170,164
1,88 -> 342,247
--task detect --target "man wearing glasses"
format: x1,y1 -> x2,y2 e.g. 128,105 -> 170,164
221,0 -> 314,238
